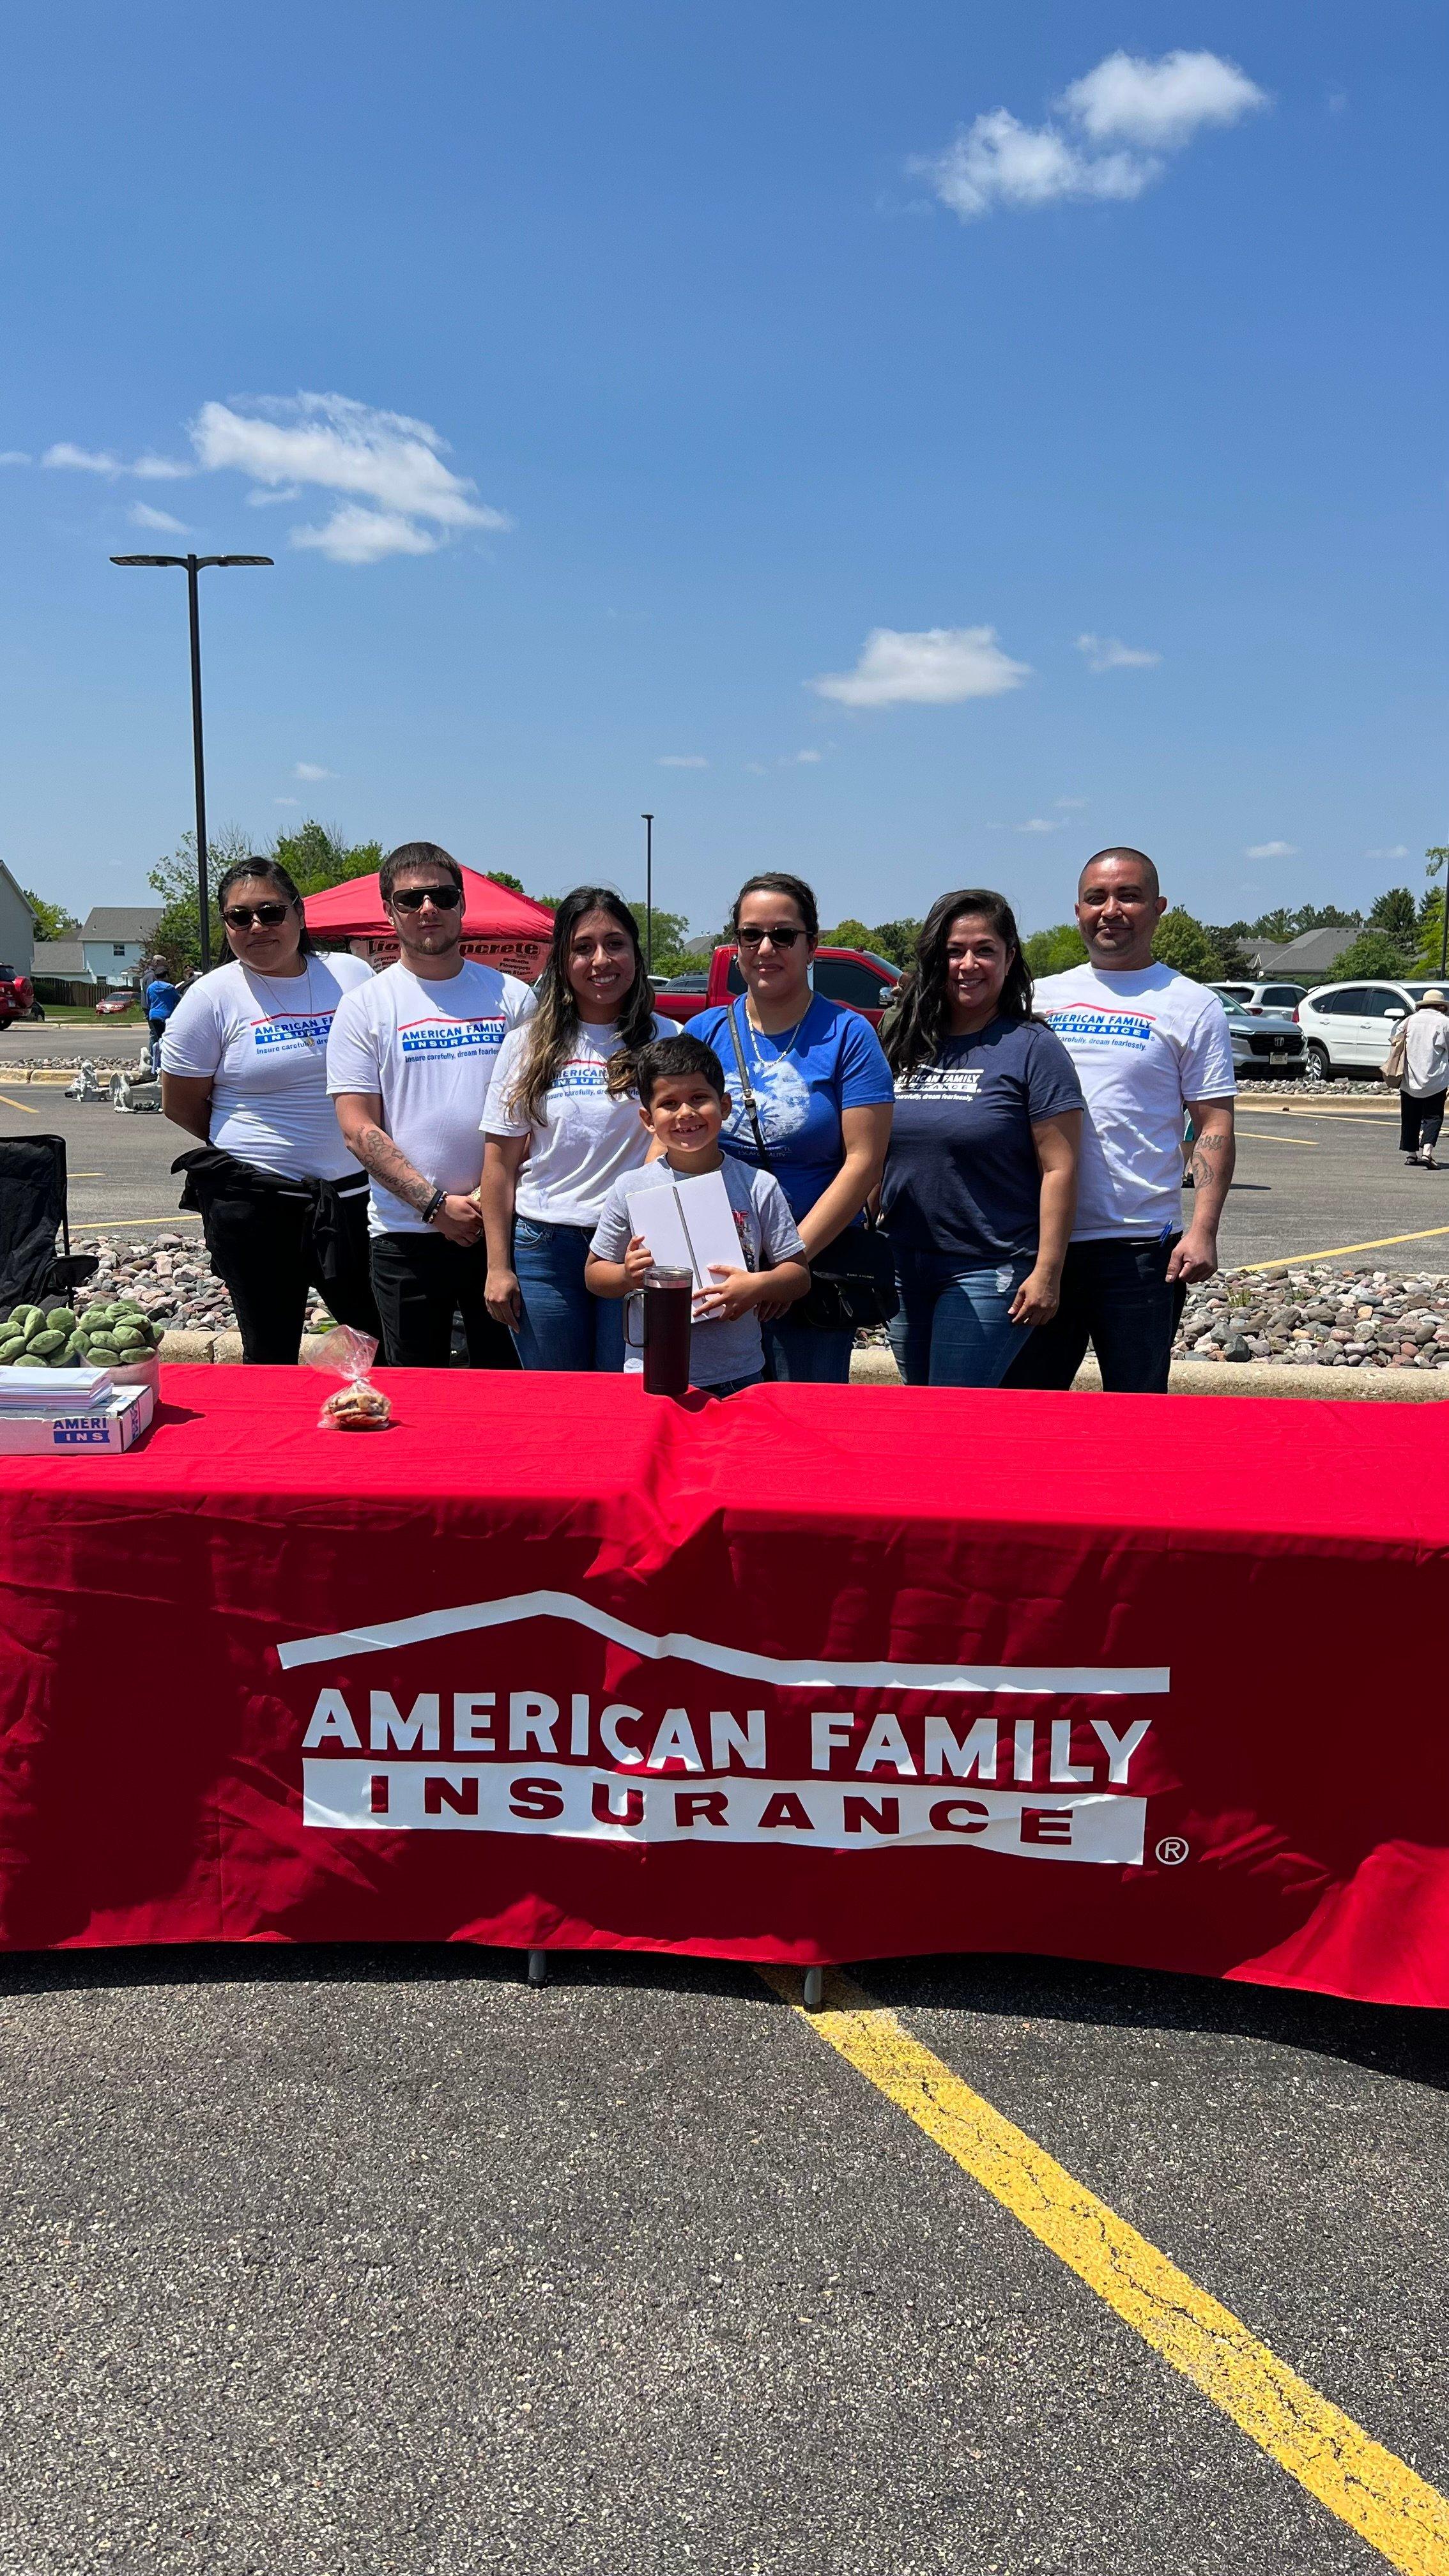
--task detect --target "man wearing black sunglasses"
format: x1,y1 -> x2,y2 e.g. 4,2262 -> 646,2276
328,843 -> 534,1367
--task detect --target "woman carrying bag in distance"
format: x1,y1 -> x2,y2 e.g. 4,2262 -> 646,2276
160,855 -> 380,1363
878,890 -> 1082,1386
693,873 -> 894,1383
480,889 -> 668,1368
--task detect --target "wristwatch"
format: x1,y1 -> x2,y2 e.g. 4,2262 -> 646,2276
421,1187 -> 447,1225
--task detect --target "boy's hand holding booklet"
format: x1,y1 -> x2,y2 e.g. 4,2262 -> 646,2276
622,1167 -> 744,1317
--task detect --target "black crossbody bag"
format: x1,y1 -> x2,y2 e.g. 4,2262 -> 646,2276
723,1002 -> 898,1331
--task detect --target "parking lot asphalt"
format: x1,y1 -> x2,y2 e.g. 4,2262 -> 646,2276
0,1946 -> 1442,2576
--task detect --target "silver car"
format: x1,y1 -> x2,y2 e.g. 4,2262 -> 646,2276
1221,1000 -> 1306,1079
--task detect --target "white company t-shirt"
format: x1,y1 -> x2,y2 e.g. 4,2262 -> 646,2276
160,951 -> 374,1181
1032,963 -> 1236,1240
326,959 -> 535,1234
482,1013 -> 670,1228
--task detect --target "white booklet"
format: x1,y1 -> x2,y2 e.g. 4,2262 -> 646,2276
622,1167 -> 743,1313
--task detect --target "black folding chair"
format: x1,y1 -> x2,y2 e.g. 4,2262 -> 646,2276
0,1136 -> 99,1317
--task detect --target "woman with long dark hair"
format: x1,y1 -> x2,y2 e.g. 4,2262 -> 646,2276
878,889 -> 1083,1386
692,871 -> 894,1383
480,887 -> 667,1368
160,854 -> 381,1362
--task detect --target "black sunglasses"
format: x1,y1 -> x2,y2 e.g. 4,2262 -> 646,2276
390,883 -> 463,912
736,923 -> 805,949
224,901 -> 292,930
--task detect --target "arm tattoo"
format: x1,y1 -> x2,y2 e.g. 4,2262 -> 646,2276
354,1119 -> 436,1216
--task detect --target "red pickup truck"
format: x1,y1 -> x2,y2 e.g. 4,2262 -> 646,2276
652,944 -> 901,1028
0,965 -> 37,1033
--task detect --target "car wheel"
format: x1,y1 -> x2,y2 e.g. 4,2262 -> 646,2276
1305,1043 -> 1330,1085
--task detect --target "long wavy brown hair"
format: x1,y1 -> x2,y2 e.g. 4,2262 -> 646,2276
883,889 -> 1034,1078
507,887 -> 657,1121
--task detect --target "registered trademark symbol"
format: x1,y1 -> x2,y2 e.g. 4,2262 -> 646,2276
1155,1835 -> 1190,1866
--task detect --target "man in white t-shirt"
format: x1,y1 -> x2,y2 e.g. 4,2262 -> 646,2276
1005,847 -> 1237,1394
327,843 -> 534,1367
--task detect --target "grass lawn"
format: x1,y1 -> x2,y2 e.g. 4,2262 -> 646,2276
33,1003 -> 147,1024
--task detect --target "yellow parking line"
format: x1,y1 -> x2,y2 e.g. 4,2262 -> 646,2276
1236,1129 -> 1319,1147
765,1969 -> 1449,2573
73,1212 -> 201,1229
1239,1225 -> 1449,1272
0,1091 -> 38,1116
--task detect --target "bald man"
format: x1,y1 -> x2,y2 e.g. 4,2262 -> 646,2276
1004,848 -> 1236,1394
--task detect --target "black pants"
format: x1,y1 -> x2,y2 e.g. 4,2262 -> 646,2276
203,1183 -> 380,1365
1400,1091 -> 1446,1154
370,1232 -> 519,1370
1002,1236 -> 1187,1395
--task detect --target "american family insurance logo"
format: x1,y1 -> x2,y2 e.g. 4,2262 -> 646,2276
277,1592 -> 1167,1866
398,1015 -> 507,1057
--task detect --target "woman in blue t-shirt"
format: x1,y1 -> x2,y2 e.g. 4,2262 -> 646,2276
693,873 -> 894,1383
879,890 -> 1083,1386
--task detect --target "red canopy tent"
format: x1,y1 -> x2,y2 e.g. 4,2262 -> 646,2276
302,869 -> 554,979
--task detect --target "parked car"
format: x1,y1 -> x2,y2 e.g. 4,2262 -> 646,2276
1296,979 -> 1446,1082
1210,979 -> 1308,1016
94,994 -> 136,1016
1222,1002 -> 1306,1079
651,944 -> 902,1028
0,965 -> 37,1032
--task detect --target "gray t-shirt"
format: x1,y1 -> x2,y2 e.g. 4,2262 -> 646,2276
590,1155 -> 805,1387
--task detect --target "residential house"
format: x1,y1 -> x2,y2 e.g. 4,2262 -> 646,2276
30,938 -> 94,1006
79,906 -> 164,992
1240,926 -> 1361,981
0,862 -> 36,975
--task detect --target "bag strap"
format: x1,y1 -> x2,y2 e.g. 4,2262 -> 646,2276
723,1001 -> 775,1171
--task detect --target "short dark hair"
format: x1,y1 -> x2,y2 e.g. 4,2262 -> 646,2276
730,871 -> 819,944
215,855 -> 313,952
379,841 -> 464,905
634,1030 -> 726,1108
1080,846 -> 1161,901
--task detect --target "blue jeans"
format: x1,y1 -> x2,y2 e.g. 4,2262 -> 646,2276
697,1372 -> 764,1398
887,1250 -> 1032,1388
763,1319 -> 857,1384
512,1216 -> 625,1372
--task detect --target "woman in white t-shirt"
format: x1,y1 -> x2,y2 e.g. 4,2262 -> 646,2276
160,855 -> 380,1362
480,887 -> 666,1368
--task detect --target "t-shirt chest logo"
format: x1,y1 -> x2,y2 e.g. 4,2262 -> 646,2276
724,1055 -> 811,1144
897,1066 -> 984,1100
400,1014 -> 507,1059
252,1011 -> 335,1053
1048,1007 -> 1156,1053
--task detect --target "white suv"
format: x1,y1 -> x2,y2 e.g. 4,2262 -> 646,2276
1210,979 -> 1307,1016
1298,979 -> 1443,1081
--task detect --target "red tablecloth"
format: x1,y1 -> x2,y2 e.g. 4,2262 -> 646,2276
0,1365 -> 1445,2005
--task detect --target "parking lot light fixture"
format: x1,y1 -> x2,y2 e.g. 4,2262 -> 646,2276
111,552 -> 273,969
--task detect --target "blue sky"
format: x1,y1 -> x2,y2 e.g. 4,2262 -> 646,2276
1,2 -> 1443,935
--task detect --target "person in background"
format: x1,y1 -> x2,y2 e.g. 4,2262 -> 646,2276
328,842 -> 533,1368
143,960 -> 181,1073
160,857 -> 379,1363
1398,987 -> 1449,1169
879,891 -> 1082,1386
480,888 -> 667,1368
1003,847 -> 1236,1395
586,1031 -> 809,1395
691,872 -> 893,1383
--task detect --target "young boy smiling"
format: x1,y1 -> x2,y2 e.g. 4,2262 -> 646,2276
586,1032 -> 808,1393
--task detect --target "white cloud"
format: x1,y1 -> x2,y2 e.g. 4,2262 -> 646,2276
916,48 -> 1266,221
1055,795 -> 1088,809
295,762 -> 335,781
657,755 -> 709,769
247,484 -> 300,505
810,625 -> 1029,708
1076,632 -> 1161,673
42,441 -> 190,479
1059,50 -> 1267,149
785,748 -> 823,764
1367,845 -> 1409,860
0,451 -> 30,467
1018,816 -> 1064,834
128,502 -> 190,533
290,504 -> 441,564
1245,840 -> 1297,860
131,454 -> 192,480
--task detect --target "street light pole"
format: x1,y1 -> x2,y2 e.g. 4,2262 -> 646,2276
111,551 -> 273,968
641,812 -> 654,973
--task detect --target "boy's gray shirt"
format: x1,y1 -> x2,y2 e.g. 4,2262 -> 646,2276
590,1154 -> 805,1386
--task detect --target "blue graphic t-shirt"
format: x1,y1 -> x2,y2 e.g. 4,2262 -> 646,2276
328,959 -> 535,1233
879,1019 -> 1084,1264
161,952 -> 375,1181
692,994 -> 894,1223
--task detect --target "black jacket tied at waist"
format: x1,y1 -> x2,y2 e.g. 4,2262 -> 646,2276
171,1147 -> 369,1286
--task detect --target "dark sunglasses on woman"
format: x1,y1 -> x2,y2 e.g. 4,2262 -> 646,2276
223,901 -> 293,929
736,923 -> 804,948
390,883 -> 463,912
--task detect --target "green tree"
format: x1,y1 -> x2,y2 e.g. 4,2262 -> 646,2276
1367,886 -> 1416,954
147,825 -> 255,976
1321,928 -> 1418,983
866,918 -> 923,968
1151,908 -> 1220,979
1022,923 -> 1088,976
1413,850 -> 1449,974
1249,901 -> 1361,939
270,820 -> 381,896
23,891 -> 79,942
623,901 -> 694,974
1204,923 -> 1252,976
818,918 -> 874,951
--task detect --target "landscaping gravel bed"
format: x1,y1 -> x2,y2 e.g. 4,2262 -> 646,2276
1174,1266 -> 1449,1368
70,1236 -> 330,1337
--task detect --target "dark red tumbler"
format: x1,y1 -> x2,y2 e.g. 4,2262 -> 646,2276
626,1265 -> 693,1396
